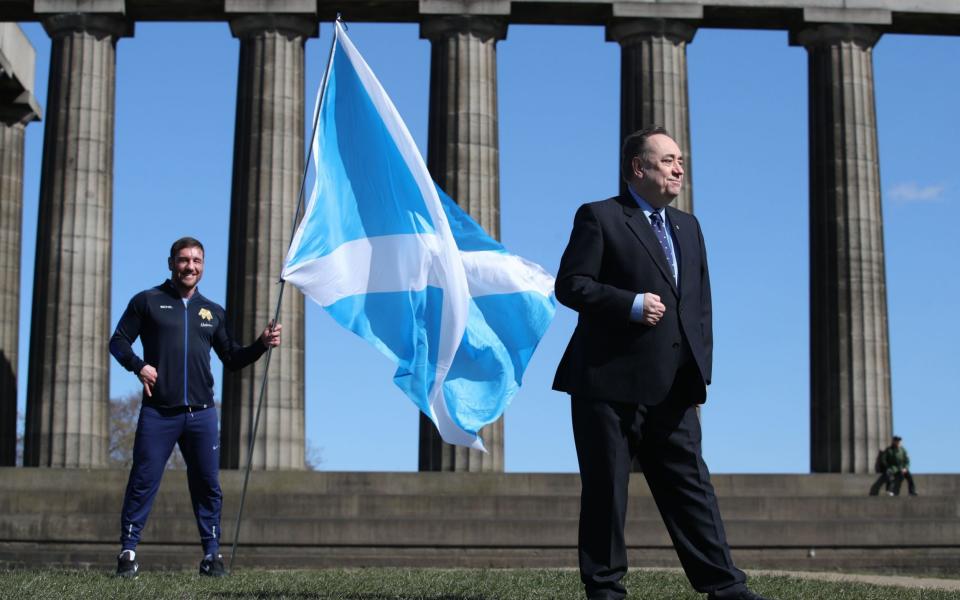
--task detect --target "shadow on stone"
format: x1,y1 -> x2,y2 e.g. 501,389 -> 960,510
0,352 -> 15,466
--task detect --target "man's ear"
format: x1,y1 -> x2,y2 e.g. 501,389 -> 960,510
632,156 -> 644,180
167,256 -> 174,271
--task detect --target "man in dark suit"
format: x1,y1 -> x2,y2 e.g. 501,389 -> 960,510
554,127 -> 769,600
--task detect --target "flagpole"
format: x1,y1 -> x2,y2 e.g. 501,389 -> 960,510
228,17 -> 341,573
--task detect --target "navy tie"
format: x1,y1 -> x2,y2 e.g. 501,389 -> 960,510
649,211 -> 677,283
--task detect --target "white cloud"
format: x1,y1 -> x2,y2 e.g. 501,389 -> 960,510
887,182 -> 946,203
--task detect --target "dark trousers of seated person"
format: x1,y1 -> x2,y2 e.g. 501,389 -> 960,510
571,363 -> 746,600
873,470 -> 917,495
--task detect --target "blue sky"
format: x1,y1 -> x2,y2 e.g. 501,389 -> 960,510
14,21 -> 959,473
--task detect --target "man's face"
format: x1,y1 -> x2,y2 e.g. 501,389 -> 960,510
168,246 -> 204,292
893,439 -> 901,448
631,133 -> 684,208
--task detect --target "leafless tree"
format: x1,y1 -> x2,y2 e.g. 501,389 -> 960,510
305,439 -> 324,470
109,392 -> 185,469
21,393 -> 324,471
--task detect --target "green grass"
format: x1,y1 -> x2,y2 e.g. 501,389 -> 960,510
3,568 -> 958,599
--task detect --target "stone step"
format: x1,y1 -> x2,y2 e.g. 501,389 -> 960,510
3,469 -> 958,497
3,513 -> 957,547
3,470 -> 957,576
3,490 -> 955,521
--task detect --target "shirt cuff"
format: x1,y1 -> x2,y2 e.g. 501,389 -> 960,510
630,293 -> 646,322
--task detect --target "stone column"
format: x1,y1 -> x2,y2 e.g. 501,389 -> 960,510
608,19 -> 697,214
24,13 -> 131,467
0,23 -> 42,466
0,123 -> 26,466
793,24 -> 892,473
220,14 -> 314,471
418,15 -> 507,472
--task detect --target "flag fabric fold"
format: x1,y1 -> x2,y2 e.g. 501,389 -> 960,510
282,21 -> 556,450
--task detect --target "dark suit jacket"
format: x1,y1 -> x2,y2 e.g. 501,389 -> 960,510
553,194 -> 713,405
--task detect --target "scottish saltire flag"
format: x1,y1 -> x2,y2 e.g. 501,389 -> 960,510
281,21 -> 556,450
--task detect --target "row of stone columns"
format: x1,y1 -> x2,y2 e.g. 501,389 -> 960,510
14,8 -> 315,470
608,16 -> 893,474
5,12 -> 892,473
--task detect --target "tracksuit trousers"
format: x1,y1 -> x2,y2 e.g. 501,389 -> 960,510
120,405 -> 222,555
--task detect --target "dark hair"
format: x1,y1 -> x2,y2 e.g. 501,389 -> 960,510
620,126 -> 671,183
892,436 -> 902,442
169,236 -> 204,258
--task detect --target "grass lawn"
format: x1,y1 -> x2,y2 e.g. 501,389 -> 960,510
3,568 -> 958,599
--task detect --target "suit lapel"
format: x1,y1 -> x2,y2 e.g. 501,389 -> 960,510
666,206 -> 697,298
621,196 -> 679,297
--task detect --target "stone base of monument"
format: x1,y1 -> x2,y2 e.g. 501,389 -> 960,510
1,469 -> 957,574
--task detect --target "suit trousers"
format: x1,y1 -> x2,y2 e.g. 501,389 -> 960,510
571,363 -> 745,600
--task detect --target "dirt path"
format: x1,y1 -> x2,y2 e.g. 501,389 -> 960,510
750,570 -> 960,592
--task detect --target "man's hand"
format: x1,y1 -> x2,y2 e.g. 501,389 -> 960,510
641,293 -> 666,326
139,364 -> 158,398
260,321 -> 282,348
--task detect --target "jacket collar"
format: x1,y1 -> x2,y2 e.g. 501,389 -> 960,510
161,279 -> 203,304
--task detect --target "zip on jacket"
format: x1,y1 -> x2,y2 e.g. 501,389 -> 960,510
110,280 -> 267,409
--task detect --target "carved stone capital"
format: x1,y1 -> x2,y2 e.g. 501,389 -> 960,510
42,13 -> 133,40
790,24 -> 882,50
229,14 -> 318,41
606,19 -> 697,45
420,15 -> 507,43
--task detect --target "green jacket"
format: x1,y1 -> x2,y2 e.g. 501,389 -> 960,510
881,445 -> 910,474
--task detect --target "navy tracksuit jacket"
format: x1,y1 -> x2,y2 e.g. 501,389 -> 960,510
110,280 -> 266,554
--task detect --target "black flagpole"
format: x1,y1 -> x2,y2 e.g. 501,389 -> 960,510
228,16 -> 342,573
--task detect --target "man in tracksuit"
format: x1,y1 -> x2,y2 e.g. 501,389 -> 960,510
109,236 -> 282,577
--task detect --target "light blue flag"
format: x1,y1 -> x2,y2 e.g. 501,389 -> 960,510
282,22 -> 556,450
